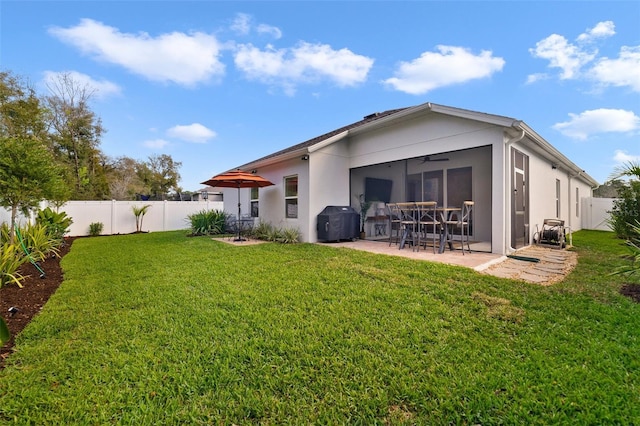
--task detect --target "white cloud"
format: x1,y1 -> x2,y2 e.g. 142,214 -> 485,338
383,45 -> 505,95
589,46 -> 640,92
528,20 -> 639,92
257,24 -> 282,40
529,33 -> 596,79
577,21 -> 615,42
167,123 -> 216,143
49,18 -> 225,86
525,73 -> 550,85
144,139 -> 170,149
613,149 -> 640,164
552,108 -> 640,140
231,13 -> 252,35
231,13 -> 281,39
234,42 -> 373,94
43,70 -> 121,99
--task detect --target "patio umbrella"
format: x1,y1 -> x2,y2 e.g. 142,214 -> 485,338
201,170 -> 274,241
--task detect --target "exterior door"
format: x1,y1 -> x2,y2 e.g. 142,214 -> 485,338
511,148 -> 529,249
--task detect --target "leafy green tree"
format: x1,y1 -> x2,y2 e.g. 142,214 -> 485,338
107,156 -> 147,200
0,71 -> 69,243
138,154 -> 182,200
0,136 -> 67,243
44,72 -> 107,199
0,71 -> 47,139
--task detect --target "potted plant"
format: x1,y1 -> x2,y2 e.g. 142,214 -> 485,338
357,194 -> 372,239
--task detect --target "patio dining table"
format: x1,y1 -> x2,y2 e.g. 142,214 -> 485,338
437,207 -> 462,253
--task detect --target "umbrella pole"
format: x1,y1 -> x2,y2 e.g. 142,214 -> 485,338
235,186 -> 244,242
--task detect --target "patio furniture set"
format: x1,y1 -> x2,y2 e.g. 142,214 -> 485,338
385,201 -> 474,254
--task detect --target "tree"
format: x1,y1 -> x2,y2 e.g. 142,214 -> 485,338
0,71 -> 68,243
0,136 -> 67,244
44,72 -> 107,199
0,71 -> 47,140
138,154 -> 182,200
107,156 -> 147,200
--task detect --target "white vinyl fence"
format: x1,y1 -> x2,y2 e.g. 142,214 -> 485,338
0,197 -> 617,237
581,197 -> 615,232
1,200 -> 224,237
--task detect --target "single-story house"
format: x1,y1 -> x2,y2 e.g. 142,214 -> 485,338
213,101 -> 598,255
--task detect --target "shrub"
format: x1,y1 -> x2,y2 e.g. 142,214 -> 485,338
612,220 -> 640,278
17,223 -> 60,262
36,207 -> 73,245
89,222 -> 104,237
250,221 -> 300,244
251,221 -> 275,241
186,209 -> 227,236
278,227 -> 301,244
0,242 -> 27,288
608,180 -> 640,239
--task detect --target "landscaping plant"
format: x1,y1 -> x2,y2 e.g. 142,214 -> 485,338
17,222 -> 60,262
88,222 -> 103,236
132,204 -> 151,233
0,242 -> 26,288
35,207 -> 73,244
186,209 -> 226,236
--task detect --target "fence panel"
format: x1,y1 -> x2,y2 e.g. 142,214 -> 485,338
1,201 -> 224,237
581,197 -> 615,232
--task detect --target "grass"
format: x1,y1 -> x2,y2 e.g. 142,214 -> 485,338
0,230 -> 638,424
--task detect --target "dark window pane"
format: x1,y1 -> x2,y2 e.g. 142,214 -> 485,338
447,167 -> 472,207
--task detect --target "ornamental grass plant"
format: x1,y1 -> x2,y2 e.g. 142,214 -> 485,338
0,230 -> 638,424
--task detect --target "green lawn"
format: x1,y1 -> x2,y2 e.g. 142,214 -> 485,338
0,230 -> 638,424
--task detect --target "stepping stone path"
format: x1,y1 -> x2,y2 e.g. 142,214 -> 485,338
482,246 -> 578,285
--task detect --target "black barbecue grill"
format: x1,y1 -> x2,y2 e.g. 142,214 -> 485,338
317,206 -> 360,242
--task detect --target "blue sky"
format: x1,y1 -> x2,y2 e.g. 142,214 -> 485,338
2,1 -> 639,191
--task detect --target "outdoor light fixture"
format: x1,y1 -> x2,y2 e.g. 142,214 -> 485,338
551,164 -> 558,170
301,155 -> 309,161
251,169 -> 257,174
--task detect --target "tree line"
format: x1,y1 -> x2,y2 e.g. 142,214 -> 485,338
0,70 -> 183,204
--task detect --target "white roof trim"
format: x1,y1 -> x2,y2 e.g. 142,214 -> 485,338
307,130 -> 349,153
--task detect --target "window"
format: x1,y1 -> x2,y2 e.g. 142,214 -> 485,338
285,175 -> 298,218
575,187 -> 579,217
556,179 -> 561,218
446,167 -> 472,208
250,187 -> 259,218
422,170 -> 443,205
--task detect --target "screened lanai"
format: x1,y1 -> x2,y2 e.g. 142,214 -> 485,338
350,146 -> 493,253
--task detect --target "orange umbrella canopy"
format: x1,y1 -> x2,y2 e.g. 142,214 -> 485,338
201,170 -> 275,189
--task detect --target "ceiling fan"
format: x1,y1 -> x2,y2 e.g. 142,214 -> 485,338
421,155 -> 449,163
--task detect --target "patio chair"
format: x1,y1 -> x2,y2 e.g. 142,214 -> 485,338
396,202 -> 418,250
415,201 -> 440,253
444,201 -> 474,254
387,203 -> 402,246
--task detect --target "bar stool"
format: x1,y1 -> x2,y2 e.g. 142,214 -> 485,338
415,201 -> 440,253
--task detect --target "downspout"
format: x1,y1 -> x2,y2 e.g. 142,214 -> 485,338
567,169 -> 584,247
504,122 -> 525,254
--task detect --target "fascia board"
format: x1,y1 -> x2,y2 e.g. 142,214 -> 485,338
516,122 -> 599,187
307,130 -> 349,153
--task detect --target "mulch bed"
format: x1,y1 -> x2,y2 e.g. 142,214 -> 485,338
0,237 -> 74,369
620,283 -> 640,303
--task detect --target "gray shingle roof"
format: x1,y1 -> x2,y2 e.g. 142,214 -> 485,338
236,107 -> 409,169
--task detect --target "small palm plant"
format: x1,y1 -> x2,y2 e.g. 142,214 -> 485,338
132,204 -> 151,233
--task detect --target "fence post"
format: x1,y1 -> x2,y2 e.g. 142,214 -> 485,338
163,200 -> 168,232
111,200 -> 116,235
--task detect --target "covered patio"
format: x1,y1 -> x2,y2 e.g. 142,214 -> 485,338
350,145 -> 492,252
